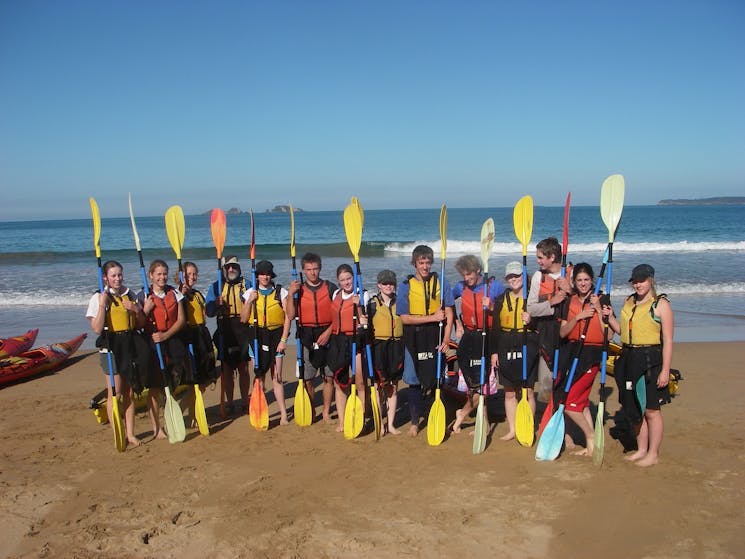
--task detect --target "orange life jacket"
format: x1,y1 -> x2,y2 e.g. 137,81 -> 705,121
331,290 -> 357,335
149,286 -> 180,333
460,283 -> 493,330
566,294 -> 604,345
298,281 -> 334,327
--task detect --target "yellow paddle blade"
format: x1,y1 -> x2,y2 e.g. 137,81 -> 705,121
427,390 -> 446,446
344,387 -> 364,439
210,208 -> 226,258
289,204 -> 296,258
472,396 -> 487,454
164,387 -> 186,443
294,381 -> 313,427
110,397 -> 126,452
194,385 -> 210,436
352,196 -> 364,228
165,205 -> 185,259
513,196 -> 534,255
593,401 -> 605,467
480,218 -> 495,274
89,197 -> 102,258
343,201 -> 363,262
370,386 -> 381,441
515,388 -> 535,447
439,205 -> 448,260
600,174 -> 625,243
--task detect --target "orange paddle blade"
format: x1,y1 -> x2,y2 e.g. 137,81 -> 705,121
210,208 -> 226,258
249,378 -> 268,431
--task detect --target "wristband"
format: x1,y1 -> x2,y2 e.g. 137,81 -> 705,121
280,337 -> 288,343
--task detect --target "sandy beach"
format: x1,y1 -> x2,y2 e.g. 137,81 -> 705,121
1,340 -> 743,559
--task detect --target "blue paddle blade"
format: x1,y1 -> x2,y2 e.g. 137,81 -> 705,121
535,403 -> 566,461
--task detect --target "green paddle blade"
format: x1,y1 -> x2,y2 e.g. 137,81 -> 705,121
111,397 -> 127,452
472,395 -> 488,454
370,385 -> 381,441
344,386 -> 364,440
516,387 -> 535,447
194,385 -> 210,437
427,389 -> 446,446
343,201 -> 363,262
593,401 -> 605,467
165,205 -> 186,259
294,381 -> 313,427
600,174 -> 625,243
513,196 -> 534,255
480,218 -> 495,274
164,387 -> 186,443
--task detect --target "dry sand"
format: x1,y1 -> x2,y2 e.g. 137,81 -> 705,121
1,341 -> 743,559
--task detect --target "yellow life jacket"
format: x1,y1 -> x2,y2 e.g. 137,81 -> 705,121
247,285 -> 285,330
620,294 -> 664,345
220,280 -> 246,317
371,294 -> 403,339
185,290 -> 206,326
105,290 -> 137,333
405,274 -> 440,316
499,292 -> 528,331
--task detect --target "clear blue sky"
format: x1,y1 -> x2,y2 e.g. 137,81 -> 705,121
1,0 -> 743,220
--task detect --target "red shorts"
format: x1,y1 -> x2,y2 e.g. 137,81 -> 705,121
565,364 -> 599,412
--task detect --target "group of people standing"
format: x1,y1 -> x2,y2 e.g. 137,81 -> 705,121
86,238 -> 674,467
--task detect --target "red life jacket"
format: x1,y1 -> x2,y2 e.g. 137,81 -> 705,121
149,286 -> 179,333
566,294 -> 604,345
331,290 -> 357,335
460,282 -> 493,331
298,281 -> 334,327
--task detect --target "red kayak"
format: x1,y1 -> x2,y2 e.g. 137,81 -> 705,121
0,329 -> 39,359
0,333 -> 87,387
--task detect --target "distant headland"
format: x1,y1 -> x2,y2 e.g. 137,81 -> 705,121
201,205 -> 303,215
658,197 -> 745,206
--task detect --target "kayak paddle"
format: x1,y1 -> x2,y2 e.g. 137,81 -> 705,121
209,208 -> 228,419
473,217 -> 494,455
247,208 -> 269,431
426,205 -> 448,447
537,192 -> 571,438
289,204 -> 313,427
342,198 -> 365,440
89,197 -> 126,453
128,193 -> 185,443
165,205 -> 209,437
513,195 -> 535,447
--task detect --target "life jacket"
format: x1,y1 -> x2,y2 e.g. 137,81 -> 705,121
184,290 -> 207,327
405,273 -> 440,316
104,289 -> 137,333
298,281 -> 334,327
566,293 -> 604,345
220,279 -> 247,317
369,294 -> 403,339
149,286 -> 180,333
331,289 -> 358,335
498,292 -> 529,331
459,280 -> 493,331
246,285 -> 285,330
620,294 -> 667,345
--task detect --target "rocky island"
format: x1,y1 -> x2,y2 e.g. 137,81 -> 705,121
658,197 -> 745,206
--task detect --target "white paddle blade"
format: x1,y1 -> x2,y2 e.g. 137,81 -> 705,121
600,174 -> 625,242
480,218 -> 495,274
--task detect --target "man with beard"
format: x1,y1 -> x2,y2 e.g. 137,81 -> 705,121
206,255 -> 253,416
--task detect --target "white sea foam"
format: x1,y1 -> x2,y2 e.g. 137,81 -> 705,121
384,240 -> 745,255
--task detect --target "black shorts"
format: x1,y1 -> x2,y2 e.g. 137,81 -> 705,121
372,338 -> 404,383
496,330 -> 539,390
253,327 -> 283,376
403,323 -> 441,390
299,324 -> 331,371
182,325 -> 218,385
213,316 -> 251,368
614,345 -> 670,425
457,328 -> 489,390
326,333 -> 364,387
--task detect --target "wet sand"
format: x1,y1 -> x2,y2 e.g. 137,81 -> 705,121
1,341 -> 743,558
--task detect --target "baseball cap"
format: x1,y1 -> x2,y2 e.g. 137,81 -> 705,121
629,264 -> 654,282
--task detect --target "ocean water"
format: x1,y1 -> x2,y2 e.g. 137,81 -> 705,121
1,204 -> 743,349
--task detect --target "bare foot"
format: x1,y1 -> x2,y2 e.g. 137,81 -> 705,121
499,432 -> 515,441
564,434 -> 576,450
635,454 -> 658,467
154,429 -> 167,440
387,426 -> 401,435
322,412 -> 333,424
279,416 -> 289,426
624,450 -> 647,462
335,424 -> 344,433
573,446 -> 592,456
127,436 -> 141,447
408,424 -> 419,437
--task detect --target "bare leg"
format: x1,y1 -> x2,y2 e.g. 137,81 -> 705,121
238,362 -> 250,413
452,393 -> 476,433
148,388 -> 167,439
636,409 -> 663,467
386,382 -> 401,435
354,353 -> 366,415
501,389 -> 517,440
625,417 -> 649,461
565,409 -> 594,456
116,375 -> 139,446
222,364 -> 235,414
335,384 -> 347,432
272,355 -> 289,425
322,376 -> 334,422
